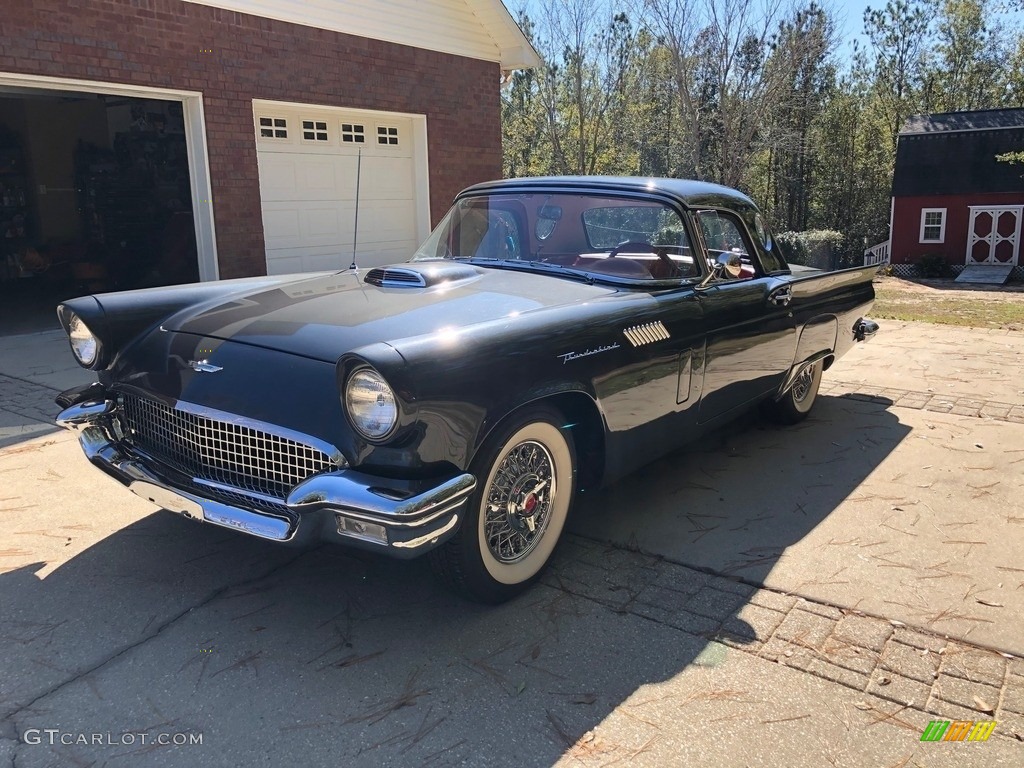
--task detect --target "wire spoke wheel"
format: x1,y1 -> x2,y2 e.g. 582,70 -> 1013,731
430,406 -> 575,603
791,365 -> 815,404
482,440 -> 556,563
762,359 -> 823,424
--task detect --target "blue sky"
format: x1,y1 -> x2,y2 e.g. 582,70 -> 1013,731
502,0 -> 877,63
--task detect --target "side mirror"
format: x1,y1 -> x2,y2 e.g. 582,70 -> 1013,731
717,251 -> 743,278
698,251 -> 744,289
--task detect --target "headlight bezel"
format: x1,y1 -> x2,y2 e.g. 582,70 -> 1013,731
66,311 -> 101,369
344,366 -> 400,442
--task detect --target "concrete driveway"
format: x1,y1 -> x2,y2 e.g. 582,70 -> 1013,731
1,321 -> 1023,767
577,322 -> 1024,652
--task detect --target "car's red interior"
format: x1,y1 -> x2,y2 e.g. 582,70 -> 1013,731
468,194 -> 757,281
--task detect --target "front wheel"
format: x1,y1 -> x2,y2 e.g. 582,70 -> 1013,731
762,360 -> 823,424
429,406 -> 576,604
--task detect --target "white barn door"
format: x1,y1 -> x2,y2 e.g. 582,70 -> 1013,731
966,206 -> 1023,266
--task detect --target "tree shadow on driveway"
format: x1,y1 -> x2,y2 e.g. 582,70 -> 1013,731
1,394 -> 909,766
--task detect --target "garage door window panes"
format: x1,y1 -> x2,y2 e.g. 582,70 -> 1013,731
302,120 -> 329,142
377,125 -> 400,146
341,124 -> 365,144
259,117 -> 288,139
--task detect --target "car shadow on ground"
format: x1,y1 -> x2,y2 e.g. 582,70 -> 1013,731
570,393 -> 910,585
1,393 -> 908,767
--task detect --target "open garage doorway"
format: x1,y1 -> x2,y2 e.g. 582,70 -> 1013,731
0,80 -> 214,334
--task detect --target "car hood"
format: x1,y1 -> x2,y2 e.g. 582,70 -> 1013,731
162,263 -> 619,362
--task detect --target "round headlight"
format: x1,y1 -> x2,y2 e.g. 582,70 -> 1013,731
345,369 -> 398,440
67,313 -> 99,367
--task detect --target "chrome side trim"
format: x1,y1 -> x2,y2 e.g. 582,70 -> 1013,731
623,321 -> 670,347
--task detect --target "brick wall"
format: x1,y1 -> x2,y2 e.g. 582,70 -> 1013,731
1,0 -> 502,277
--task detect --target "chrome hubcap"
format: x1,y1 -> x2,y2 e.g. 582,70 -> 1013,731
484,440 -> 556,563
792,366 -> 814,403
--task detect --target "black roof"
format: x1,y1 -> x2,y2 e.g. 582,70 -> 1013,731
893,110 -> 1024,196
461,176 -> 759,211
901,108 -> 1024,135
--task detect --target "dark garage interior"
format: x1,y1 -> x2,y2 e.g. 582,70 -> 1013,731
0,90 -> 197,334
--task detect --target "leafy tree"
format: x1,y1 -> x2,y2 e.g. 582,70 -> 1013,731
921,0 -> 1009,111
499,0 -> 1024,262
862,0 -> 934,150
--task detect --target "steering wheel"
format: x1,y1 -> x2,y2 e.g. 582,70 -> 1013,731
608,240 -> 681,278
607,240 -> 654,258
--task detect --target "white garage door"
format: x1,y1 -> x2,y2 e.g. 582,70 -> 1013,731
253,103 -> 428,274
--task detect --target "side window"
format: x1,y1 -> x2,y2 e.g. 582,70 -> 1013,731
581,204 -> 697,277
696,210 -> 759,279
753,213 -> 787,273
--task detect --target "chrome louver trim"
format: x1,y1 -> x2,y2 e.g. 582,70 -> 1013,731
118,394 -> 344,502
364,268 -> 427,288
623,321 -> 670,347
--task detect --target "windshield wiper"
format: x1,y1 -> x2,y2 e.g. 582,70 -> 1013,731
471,258 -> 595,285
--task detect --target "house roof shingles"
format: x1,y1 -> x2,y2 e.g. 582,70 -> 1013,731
893,108 -> 1024,196
901,108 -> 1024,135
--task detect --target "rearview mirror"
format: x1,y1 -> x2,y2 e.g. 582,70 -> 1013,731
537,204 -> 562,221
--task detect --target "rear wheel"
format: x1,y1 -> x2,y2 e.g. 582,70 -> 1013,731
762,360 -> 823,424
429,406 -> 575,604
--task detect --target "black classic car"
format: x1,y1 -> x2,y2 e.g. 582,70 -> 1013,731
55,176 -> 878,602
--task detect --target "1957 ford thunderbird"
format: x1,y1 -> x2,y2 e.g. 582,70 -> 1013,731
54,176 -> 878,602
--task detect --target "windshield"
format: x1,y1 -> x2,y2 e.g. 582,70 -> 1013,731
412,192 -> 699,281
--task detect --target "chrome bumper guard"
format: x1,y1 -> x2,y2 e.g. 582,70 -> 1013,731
55,398 -> 475,558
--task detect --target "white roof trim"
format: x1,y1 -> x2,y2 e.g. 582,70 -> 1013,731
180,0 -> 540,70
465,0 -> 543,69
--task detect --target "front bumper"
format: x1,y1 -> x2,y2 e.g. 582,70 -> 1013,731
55,397 -> 475,558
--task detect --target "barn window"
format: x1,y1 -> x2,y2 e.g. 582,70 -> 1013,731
920,208 -> 946,243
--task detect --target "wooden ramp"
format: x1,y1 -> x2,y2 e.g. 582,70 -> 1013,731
955,264 -> 1015,285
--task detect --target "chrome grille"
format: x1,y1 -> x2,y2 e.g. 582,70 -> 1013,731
118,394 -> 337,500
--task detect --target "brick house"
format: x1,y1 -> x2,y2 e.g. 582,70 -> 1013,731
0,0 -> 538,313
865,108 -> 1024,279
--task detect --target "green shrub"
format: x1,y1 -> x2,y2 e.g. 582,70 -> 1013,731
776,230 -> 844,269
917,253 -> 949,278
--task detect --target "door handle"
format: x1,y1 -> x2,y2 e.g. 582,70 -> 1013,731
769,287 -> 792,307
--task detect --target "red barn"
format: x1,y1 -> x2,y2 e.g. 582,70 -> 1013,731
865,108 -> 1024,281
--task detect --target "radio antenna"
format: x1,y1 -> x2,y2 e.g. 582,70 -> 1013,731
349,148 -> 362,271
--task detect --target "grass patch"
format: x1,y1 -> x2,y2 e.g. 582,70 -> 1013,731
872,284 -> 1024,331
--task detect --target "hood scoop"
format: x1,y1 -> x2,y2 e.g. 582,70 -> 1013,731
364,263 -> 480,289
